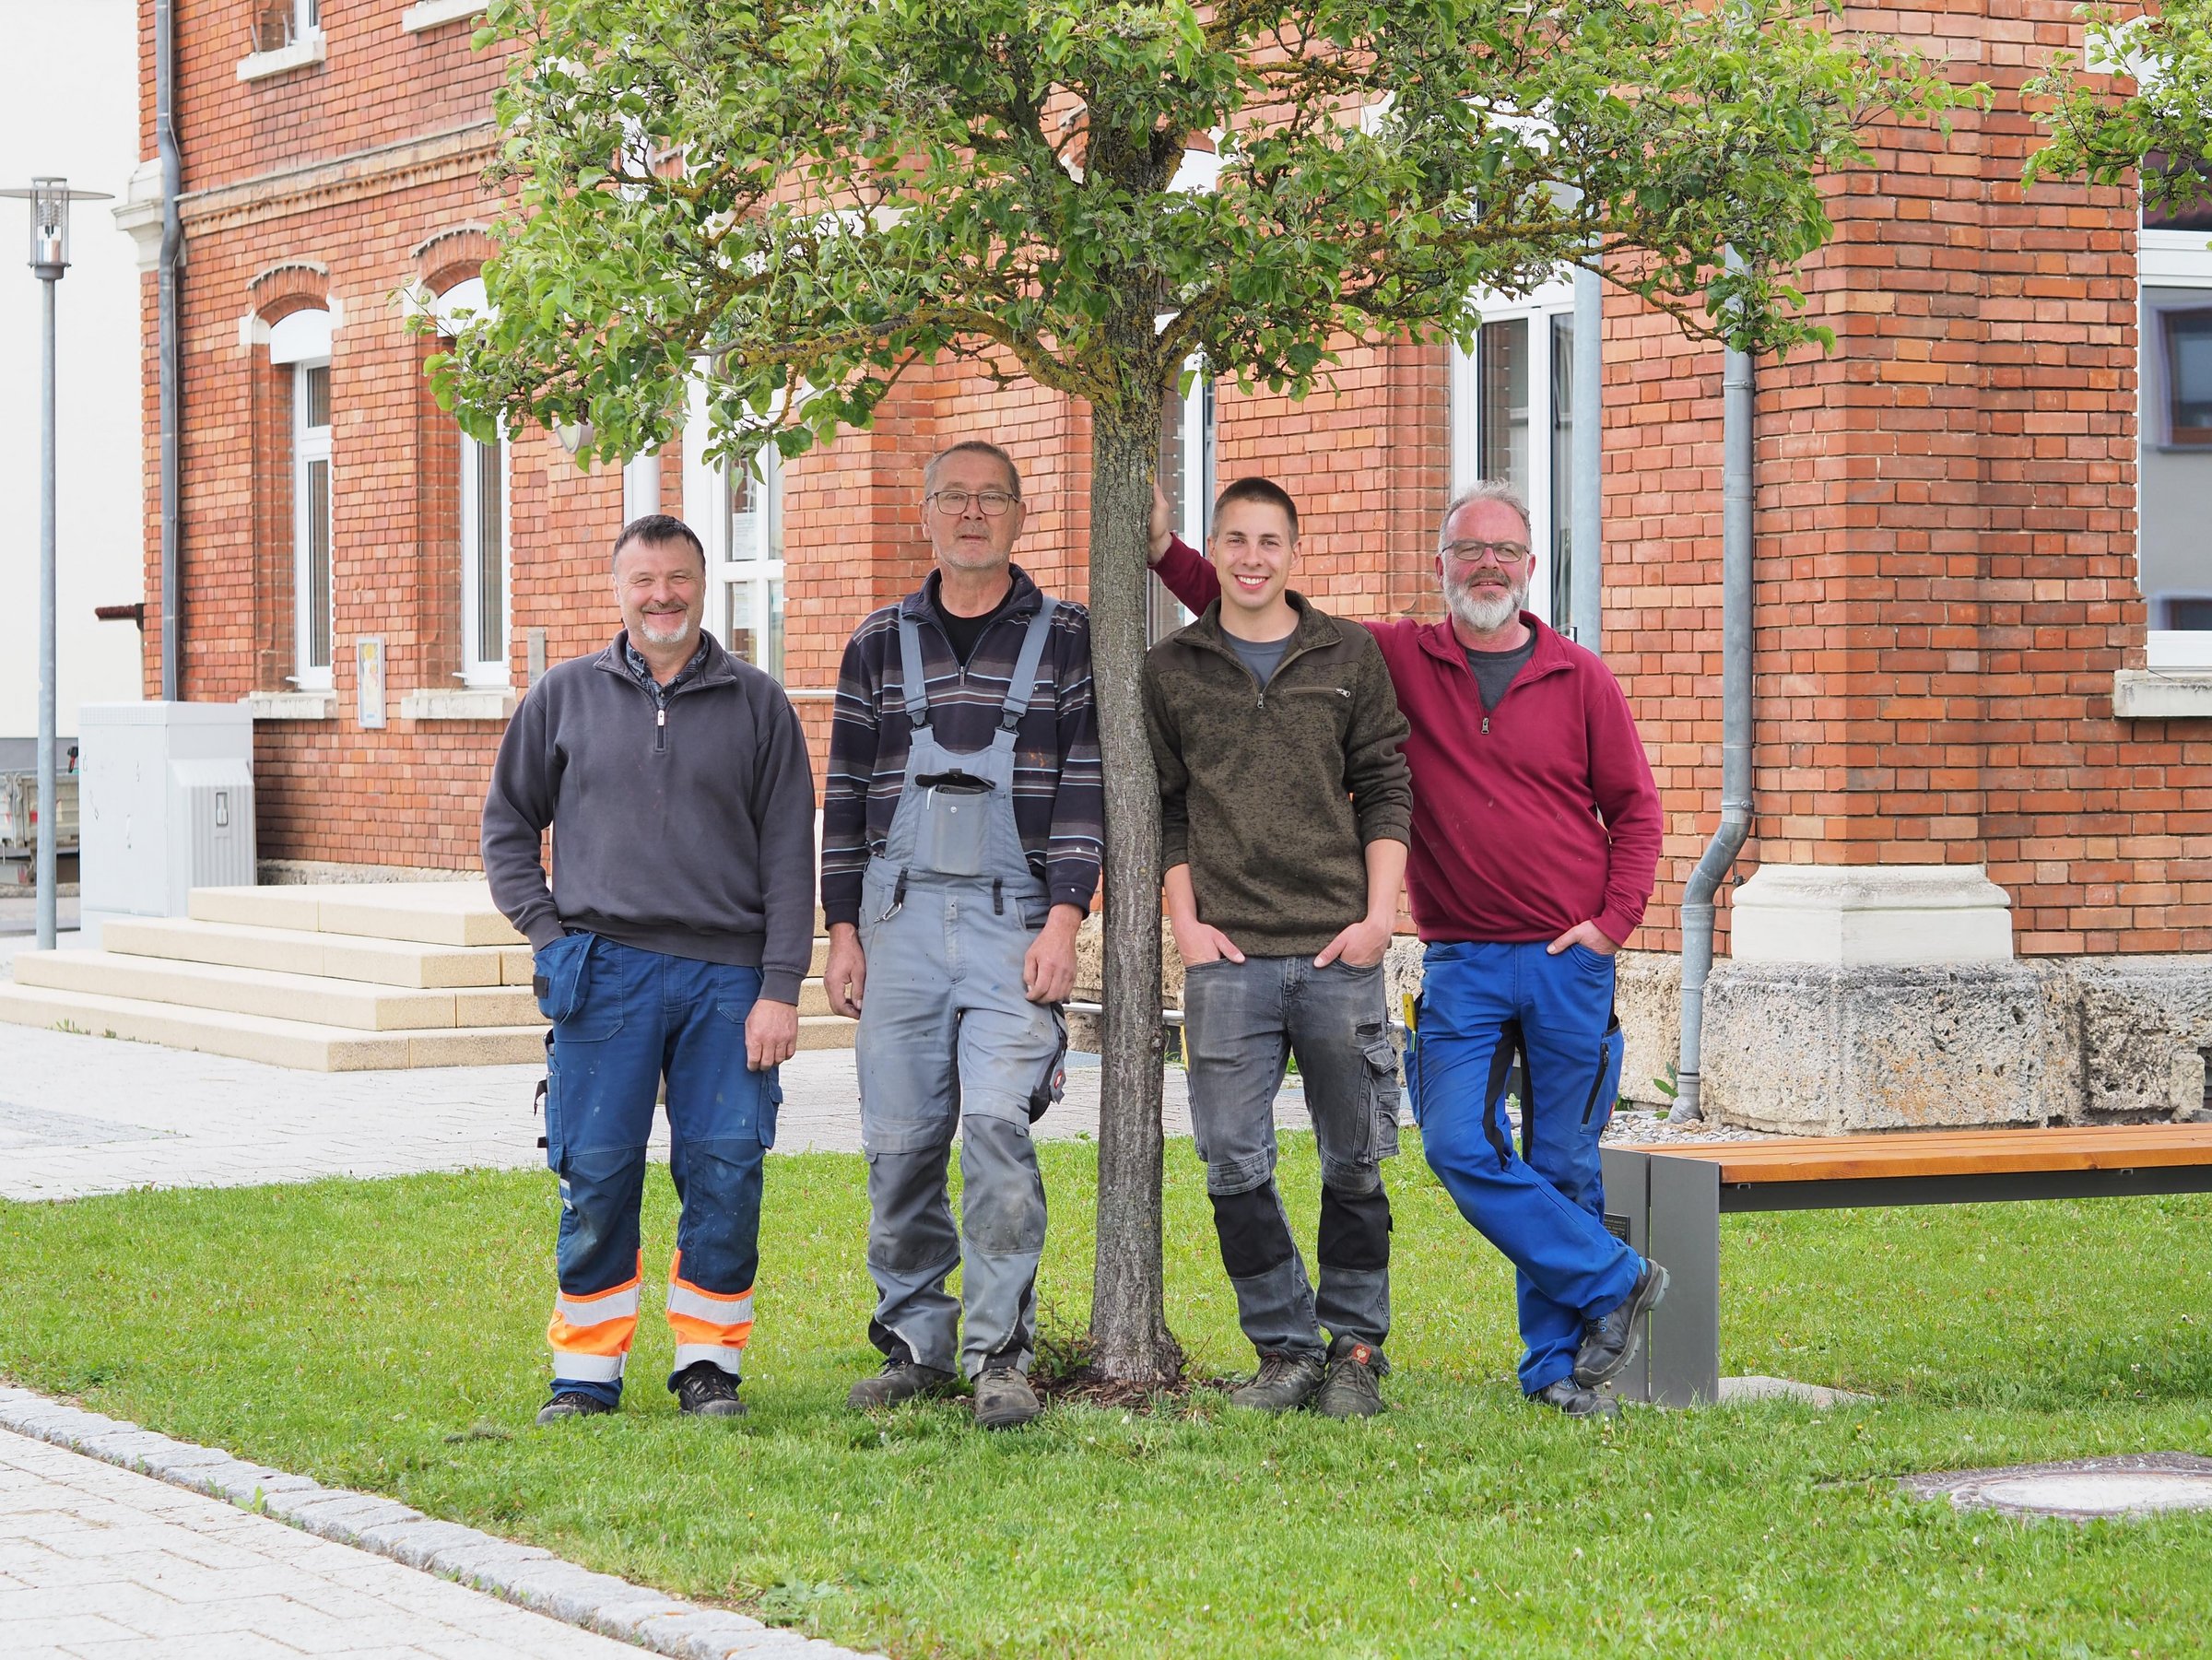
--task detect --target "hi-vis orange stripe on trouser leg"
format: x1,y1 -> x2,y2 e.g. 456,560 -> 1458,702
665,1248 -> 755,1375
547,1254 -> 642,1384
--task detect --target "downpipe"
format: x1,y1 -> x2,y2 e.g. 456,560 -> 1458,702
1671,331 -> 1755,1124
157,0 -> 182,700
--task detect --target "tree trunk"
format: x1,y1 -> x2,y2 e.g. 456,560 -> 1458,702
1084,402 -> 1182,1384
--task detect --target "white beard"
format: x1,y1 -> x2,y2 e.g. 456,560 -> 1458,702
1444,568 -> 1528,635
636,612 -> 696,648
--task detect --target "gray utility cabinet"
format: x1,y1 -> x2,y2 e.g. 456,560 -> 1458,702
77,701 -> 255,944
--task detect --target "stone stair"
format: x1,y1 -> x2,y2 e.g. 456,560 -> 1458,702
0,882 -> 849,1071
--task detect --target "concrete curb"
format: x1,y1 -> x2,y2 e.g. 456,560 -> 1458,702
0,1385 -> 875,1659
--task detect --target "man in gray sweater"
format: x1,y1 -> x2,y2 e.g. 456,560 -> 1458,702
483,512 -> 817,1427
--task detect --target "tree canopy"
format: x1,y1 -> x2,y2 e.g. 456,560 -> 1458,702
2028,0 -> 2212,221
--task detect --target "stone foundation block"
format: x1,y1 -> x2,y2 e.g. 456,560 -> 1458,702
1702,960 -> 2079,1135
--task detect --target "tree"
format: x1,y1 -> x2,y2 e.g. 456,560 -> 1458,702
2026,0 -> 2212,218
442,0 -> 1958,1383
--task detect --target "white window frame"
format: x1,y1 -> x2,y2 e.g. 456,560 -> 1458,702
682,378 -> 785,680
458,426 -> 511,689
2140,230 -> 2212,669
1449,277 -> 1576,627
1151,356 -> 1214,641
239,0 -> 324,79
290,359 -> 334,691
434,279 -> 511,689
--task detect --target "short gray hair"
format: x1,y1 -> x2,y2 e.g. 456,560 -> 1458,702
923,440 -> 1022,500
1438,480 -> 1533,550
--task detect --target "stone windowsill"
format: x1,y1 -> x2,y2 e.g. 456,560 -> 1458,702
400,0 -> 486,32
2112,669 -> 2212,720
400,688 -> 516,722
236,30 -> 327,82
242,690 -> 337,722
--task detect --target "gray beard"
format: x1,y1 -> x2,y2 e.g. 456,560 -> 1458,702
1444,570 -> 1528,635
636,615 -> 696,649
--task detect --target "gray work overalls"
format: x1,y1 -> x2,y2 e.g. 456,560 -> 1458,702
853,598 -> 1068,1378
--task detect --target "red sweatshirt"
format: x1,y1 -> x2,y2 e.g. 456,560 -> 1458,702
1155,537 -> 1662,947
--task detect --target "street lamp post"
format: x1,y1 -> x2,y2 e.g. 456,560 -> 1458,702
0,178 -> 112,950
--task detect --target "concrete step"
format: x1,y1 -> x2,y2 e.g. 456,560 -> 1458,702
0,983 -> 856,1072
13,948 -> 539,1031
101,915 -> 529,989
189,882 -> 524,948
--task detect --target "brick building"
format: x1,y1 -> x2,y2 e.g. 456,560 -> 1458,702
126,0 -> 2210,1125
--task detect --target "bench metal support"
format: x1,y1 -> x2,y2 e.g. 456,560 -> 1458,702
1601,1148 -> 1720,1407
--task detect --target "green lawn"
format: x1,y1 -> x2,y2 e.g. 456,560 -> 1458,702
2,1133 -> 2207,1658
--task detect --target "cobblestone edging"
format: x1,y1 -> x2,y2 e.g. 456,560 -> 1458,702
0,1385 -> 875,1660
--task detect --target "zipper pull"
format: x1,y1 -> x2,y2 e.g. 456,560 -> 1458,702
1481,715 -> 1490,735
657,707 -> 666,728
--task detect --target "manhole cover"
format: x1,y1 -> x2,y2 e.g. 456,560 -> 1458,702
1901,1454 -> 2212,1521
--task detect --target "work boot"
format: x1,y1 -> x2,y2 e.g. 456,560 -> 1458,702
535,1390 -> 616,1427
971,1366 -> 1043,1430
1312,1337 -> 1386,1420
1531,1379 -> 1620,1419
846,1349 -> 958,1410
1228,1351 -> 1327,1412
673,1363 -> 747,1419
1572,1260 -> 1670,1388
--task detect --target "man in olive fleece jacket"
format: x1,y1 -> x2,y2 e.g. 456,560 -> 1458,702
1141,477 -> 1411,1419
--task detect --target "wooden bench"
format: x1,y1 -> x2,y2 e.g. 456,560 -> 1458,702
1598,1124 -> 2212,1407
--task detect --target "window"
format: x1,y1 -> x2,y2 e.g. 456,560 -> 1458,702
2164,307 -> 2212,446
458,428 -> 509,687
251,0 -> 319,53
293,361 -> 334,690
721,449 -> 785,679
269,305 -> 335,691
434,279 -> 509,689
1451,283 -> 1576,628
1151,359 -> 1213,642
2142,257 -> 2212,666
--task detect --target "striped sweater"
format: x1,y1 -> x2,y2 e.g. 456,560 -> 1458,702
821,565 -> 1102,928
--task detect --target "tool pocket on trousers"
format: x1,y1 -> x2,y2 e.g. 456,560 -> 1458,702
1360,1029 -> 1403,1160
1401,999 -> 1426,1130
761,1072 -> 783,1150
540,1051 -> 566,1173
535,934 -> 619,1039
1580,1013 -> 1626,1132
912,774 -> 994,877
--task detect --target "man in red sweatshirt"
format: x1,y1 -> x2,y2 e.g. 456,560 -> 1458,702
1149,479 -> 1667,1418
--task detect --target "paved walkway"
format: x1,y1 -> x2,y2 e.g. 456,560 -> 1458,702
0,1425 -> 649,1659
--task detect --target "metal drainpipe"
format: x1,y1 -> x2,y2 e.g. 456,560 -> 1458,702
157,0 -> 182,701
1670,331 -> 1755,1124
1570,254 -> 1603,651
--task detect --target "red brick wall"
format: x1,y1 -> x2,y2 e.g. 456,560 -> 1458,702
144,0 -> 2208,950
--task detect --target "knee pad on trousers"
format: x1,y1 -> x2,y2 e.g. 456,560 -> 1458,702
1319,1183 -> 1392,1274
1210,1185 -> 1294,1280
959,1117 -> 1047,1254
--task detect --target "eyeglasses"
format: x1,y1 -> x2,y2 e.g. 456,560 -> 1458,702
927,489 -> 1019,517
1441,538 -> 1531,566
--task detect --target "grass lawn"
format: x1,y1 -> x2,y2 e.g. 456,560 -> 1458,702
2,1131 -> 2207,1658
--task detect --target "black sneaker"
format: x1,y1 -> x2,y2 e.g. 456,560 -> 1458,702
1571,1261 -> 1670,1388
846,1351 -> 959,1410
1228,1351 -> 1327,1412
535,1390 -> 616,1426
971,1366 -> 1043,1430
1313,1337 -> 1386,1419
673,1362 -> 747,1419
1531,1379 -> 1620,1419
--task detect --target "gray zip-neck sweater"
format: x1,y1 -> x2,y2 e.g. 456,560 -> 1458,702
482,630 -> 818,1004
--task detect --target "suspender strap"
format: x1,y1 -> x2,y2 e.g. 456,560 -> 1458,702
896,615 -> 933,727
999,598 -> 1058,733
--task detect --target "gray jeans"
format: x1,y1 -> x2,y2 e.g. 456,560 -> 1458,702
1181,954 -> 1400,1362
853,866 -> 1065,1379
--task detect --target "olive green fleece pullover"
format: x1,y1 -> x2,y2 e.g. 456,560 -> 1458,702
1140,593 -> 1412,958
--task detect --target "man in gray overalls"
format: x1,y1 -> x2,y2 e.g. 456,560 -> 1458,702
821,441 -> 1100,1430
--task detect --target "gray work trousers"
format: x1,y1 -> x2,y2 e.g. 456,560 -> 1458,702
853,868 -> 1065,1378
1182,954 -> 1400,1362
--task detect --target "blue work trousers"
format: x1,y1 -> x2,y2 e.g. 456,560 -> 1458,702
1407,940 -> 1639,1394
538,935 -> 781,1406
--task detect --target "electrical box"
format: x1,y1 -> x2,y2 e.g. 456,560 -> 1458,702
77,701 -> 257,943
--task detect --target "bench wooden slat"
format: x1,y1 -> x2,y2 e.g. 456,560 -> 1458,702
1615,1124 -> 2212,1184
